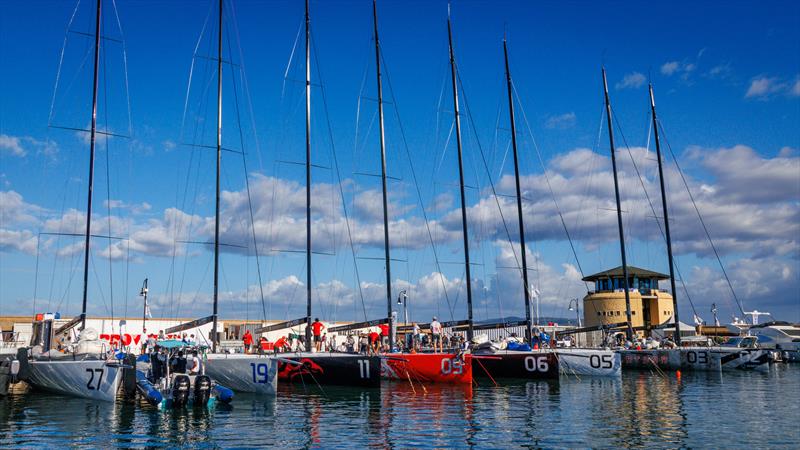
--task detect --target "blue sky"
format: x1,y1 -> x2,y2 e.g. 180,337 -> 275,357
1,0 -> 798,326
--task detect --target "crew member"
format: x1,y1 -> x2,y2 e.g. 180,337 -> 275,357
311,318 -> 325,352
430,316 -> 443,353
243,330 -> 254,354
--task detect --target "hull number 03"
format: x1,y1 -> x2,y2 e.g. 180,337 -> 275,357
686,351 -> 708,365
524,356 -> 550,372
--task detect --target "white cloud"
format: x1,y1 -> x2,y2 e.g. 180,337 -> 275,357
0,134 -> 58,159
791,78 -> 800,97
660,59 -> 698,81
544,112 -> 577,129
745,76 -> 783,99
661,61 -> 680,76
0,134 -> 26,156
615,72 -> 646,90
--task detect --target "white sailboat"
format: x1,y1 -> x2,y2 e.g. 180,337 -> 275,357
166,0 -> 277,395
18,0 -> 125,402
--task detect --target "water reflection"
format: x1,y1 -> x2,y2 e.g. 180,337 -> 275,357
1,366 -> 798,448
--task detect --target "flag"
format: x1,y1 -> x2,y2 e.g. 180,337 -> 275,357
145,304 -> 152,319
693,314 -> 704,326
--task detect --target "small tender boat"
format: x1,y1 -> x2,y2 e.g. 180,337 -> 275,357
138,340 -> 233,409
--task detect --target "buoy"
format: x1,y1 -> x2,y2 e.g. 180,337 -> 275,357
676,370 -> 682,379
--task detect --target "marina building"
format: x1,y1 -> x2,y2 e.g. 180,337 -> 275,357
582,266 -> 675,336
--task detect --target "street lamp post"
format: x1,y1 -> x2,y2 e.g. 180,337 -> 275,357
568,298 -> 581,328
397,290 -> 408,325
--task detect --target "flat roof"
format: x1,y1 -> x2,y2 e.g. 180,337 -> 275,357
582,265 -> 669,282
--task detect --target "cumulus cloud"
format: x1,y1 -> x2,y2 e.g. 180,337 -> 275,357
745,76 -> 784,99
0,134 -> 26,156
3,143 -> 799,320
0,134 -> 58,159
544,112 -> 577,129
615,72 -> 646,90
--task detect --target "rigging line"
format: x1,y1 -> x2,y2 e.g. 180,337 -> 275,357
179,0 -> 213,142
124,238 -> 129,318
310,28 -> 368,321
379,49 -> 454,319
454,68 -> 523,285
353,35 -> 371,164
101,11 -> 115,328
513,81 -> 587,282
658,119 -> 746,318
48,0 -> 82,127
110,0 -> 133,137
174,31 -> 218,320
282,18 -> 304,100
33,235 -> 41,315
434,120 -> 455,178
609,106 -> 700,318
225,6 -> 268,323
229,5 -> 265,175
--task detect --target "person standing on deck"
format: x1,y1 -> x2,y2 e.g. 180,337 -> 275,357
243,330 -> 254,354
412,323 -> 421,352
310,318 -> 325,352
379,322 -> 389,350
430,317 -> 443,353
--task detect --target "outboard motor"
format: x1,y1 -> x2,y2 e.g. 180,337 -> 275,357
193,375 -> 212,406
171,375 -> 191,407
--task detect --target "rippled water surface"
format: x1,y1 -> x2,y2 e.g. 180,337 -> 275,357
2,365 -> 799,448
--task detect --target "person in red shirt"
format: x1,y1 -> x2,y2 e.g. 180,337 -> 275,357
274,335 -> 288,354
243,330 -> 254,354
368,330 -> 380,355
310,318 -> 325,352
378,323 -> 389,350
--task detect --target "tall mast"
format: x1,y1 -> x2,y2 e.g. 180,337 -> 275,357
304,0 -> 313,347
80,0 -> 102,330
447,9 -> 474,341
211,0 -> 223,352
503,39 -> 533,344
649,84 -> 681,346
372,0 -> 394,347
602,68 -> 634,341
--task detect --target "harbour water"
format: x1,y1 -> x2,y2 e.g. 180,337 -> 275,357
1,365 -> 798,448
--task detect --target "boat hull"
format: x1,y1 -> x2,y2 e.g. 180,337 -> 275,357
619,347 -> 771,371
277,353 -> 380,387
556,349 -> 622,377
25,358 -> 123,401
472,350 -> 558,380
204,354 -> 278,395
382,353 -> 473,384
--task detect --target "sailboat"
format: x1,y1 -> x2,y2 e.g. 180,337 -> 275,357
164,0 -> 277,395
468,36 -> 559,380
16,0 -> 125,401
609,79 -> 769,372
348,0 -> 472,385
252,0 -> 380,388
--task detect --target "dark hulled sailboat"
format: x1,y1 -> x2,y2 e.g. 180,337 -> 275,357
470,37 -> 557,380
256,0 -> 380,388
